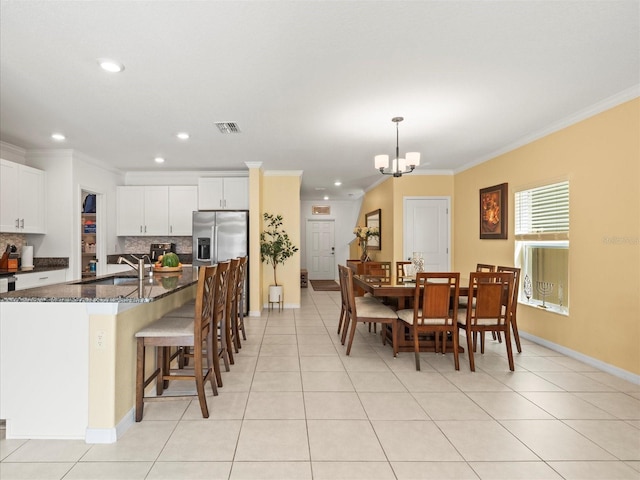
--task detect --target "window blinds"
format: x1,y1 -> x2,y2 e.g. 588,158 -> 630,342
515,181 -> 569,240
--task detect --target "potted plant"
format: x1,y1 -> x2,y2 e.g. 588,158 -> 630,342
260,212 -> 299,303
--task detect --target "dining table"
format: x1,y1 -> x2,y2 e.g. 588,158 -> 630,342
353,274 -> 470,310
352,273 -> 471,354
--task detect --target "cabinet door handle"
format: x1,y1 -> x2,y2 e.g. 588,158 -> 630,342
15,218 -> 19,228
144,225 -> 147,233
20,218 -> 24,228
140,225 -> 143,233
170,225 -> 173,234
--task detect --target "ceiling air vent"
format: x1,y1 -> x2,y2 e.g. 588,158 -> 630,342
215,122 -> 241,134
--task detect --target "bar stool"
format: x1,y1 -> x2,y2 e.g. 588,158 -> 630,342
134,264 -> 219,422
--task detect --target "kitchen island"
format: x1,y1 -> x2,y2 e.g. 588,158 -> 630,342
0,267 -> 198,443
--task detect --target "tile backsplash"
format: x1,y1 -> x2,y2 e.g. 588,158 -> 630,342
0,233 -> 27,252
123,237 -> 192,254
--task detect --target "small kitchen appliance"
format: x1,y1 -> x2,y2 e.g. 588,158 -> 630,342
149,242 -> 176,262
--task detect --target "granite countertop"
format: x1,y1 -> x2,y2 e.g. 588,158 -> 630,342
0,266 -> 198,303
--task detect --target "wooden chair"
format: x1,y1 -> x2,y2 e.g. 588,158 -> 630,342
363,261 -> 391,284
340,265 -> 399,356
213,261 -> 232,373
224,258 -> 240,362
232,256 -> 248,349
457,271 -> 514,371
395,261 -> 412,280
135,265 -> 219,422
459,263 -> 496,348
337,264 -> 381,342
497,265 -> 522,353
396,272 -> 460,371
476,263 -> 496,273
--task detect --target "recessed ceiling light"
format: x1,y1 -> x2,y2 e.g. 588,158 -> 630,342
51,133 -> 66,141
315,187 -> 326,191
154,157 -> 165,164
98,58 -> 124,73
323,195 -> 329,200
334,181 -> 342,186
176,132 -> 190,140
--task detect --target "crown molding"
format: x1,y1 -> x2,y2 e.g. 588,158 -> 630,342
263,170 -> 303,177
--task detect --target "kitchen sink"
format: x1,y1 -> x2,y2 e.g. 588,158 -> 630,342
73,276 -> 140,286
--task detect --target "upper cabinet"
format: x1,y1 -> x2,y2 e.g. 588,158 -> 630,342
117,186 -> 168,236
198,177 -> 248,210
0,159 -> 46,234
168,186 -> 197,235
117,185 -> 197,236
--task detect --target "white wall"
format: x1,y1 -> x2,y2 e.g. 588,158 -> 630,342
300,199 -> 362,278
26,149 -> 124,278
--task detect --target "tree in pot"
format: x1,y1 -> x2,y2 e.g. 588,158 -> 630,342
260,213 -> 299,303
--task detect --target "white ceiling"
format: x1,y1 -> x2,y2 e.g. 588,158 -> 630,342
1,1 -> 638,200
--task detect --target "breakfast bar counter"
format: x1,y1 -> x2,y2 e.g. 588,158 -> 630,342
0,268 -> 198,443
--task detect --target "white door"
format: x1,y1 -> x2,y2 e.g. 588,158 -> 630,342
403,197 -> 450,271
307,220 -> 335,280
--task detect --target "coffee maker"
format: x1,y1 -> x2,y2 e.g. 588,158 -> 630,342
149,242 -> 176,262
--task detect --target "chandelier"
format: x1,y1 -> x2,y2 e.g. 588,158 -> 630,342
374,117 -> 420,177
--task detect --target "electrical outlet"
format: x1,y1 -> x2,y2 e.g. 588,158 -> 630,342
96,330 -> 106,349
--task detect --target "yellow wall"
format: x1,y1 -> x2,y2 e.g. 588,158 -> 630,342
351,175 -> 455,263
453,98 -> 639,374
261,173 -> 302,307
248,166 -> 263,316
352,178 -> 395,261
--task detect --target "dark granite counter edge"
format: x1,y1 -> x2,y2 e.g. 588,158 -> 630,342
0,267 -> 198,303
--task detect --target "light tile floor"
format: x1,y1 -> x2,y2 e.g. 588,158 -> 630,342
2,287 -> 639,479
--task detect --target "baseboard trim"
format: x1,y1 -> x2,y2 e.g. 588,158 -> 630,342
520,331 -> 640,385
85,408 -> 134,444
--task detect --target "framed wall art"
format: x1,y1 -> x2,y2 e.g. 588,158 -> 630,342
365,208 -> 381,250
480,183 -> 508,239
312,205 -> 330,215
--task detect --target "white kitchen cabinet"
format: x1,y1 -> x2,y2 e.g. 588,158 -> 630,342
168,186 -> 197,235
198,177 -> 248,210
116,186 -> 169,236
15,269 -> 67,291
0,159 -> 46,234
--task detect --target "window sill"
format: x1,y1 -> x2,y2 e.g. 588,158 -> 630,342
519,300 -> 569,317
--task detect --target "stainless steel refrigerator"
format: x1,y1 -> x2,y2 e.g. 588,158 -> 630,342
193,210 -> 249,312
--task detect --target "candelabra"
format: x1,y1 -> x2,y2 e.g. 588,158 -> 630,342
536,281 -> 554,308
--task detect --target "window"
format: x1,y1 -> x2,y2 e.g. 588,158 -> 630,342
515,181 -> 569,314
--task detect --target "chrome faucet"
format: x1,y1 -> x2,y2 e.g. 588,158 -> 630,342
117,254 -> 151,281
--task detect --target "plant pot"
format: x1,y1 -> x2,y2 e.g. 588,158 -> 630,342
268,285 -> 283,303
